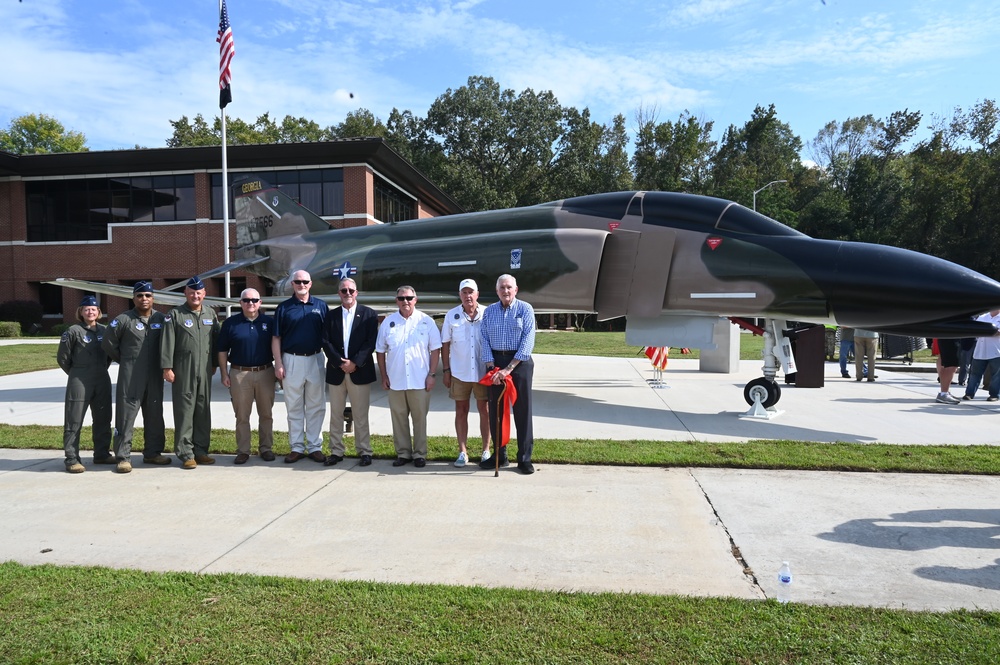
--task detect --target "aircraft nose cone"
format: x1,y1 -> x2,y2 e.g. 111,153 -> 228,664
815,242 -> 1000,328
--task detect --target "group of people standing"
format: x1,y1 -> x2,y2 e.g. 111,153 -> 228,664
57,273 -> 537,476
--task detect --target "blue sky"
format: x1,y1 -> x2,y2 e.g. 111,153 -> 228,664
3,0 -> 997,158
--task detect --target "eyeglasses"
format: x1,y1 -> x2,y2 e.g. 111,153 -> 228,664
241,298 -> 261,304
135,293 -> 153,298
339,288 -> 357,294
292,280 -> 311,285
396,295 -> 415,302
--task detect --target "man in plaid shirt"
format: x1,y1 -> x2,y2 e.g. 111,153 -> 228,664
479,274 -> 536,475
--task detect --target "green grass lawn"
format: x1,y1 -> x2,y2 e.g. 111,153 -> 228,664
0,332 -> 935,376
2,423 -> 997,475
0,342 -> 63,375
2,562 -> 998,665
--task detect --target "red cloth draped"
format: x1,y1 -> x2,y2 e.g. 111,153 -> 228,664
479,368 -> 517,447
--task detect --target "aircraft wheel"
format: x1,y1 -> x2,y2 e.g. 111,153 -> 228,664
744,377 -> 781,408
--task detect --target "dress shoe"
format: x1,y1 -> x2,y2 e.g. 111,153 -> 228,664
194,455 -> 216,465
284,451 -> 305,463
517,461 -> 535,475
260,450 -> 276,461
93,456 -> 117,465
480,449 -> 509,468
234,453 -> 250,465
392,457 -> 411,467
324,454 -> 344,466
307,451 -> 327,463
143,455 -> 171,465
841,372 -> 850,378
414,458 -> 426,468
182,459 -> 197,470
359,455 -> 372,466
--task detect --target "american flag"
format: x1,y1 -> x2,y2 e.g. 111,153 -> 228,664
217,0 -> 235,108
643,346 -> 669,371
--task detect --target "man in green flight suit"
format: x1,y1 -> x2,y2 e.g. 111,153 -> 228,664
160,277 -> 220,470
103,281 -> 169,473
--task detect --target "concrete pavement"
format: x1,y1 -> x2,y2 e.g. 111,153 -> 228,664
1,352 -> 999,611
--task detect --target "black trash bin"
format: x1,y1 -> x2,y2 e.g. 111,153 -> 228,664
790,326 -> 826,388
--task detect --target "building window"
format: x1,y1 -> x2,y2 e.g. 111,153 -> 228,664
211,168 -> 343,219
37,282 -> 63,317
374,176 -> 414,223
25,175 -> 197,242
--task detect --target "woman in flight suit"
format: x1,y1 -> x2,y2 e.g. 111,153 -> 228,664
57,295 -> 113,473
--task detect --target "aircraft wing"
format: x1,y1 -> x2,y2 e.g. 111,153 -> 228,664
43,278 -> 248,311
161,255 -> 270,292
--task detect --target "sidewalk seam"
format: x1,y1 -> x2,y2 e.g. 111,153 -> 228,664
688,468 -> 764,595
197,468 -> 351,574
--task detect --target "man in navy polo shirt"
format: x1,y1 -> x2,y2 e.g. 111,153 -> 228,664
272,270 -> 328,463
218,288 -> 276,464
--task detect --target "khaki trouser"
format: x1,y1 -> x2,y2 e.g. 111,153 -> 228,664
228,366 -> 275,455
387,389 -> 430,460
328,376 -> 372,457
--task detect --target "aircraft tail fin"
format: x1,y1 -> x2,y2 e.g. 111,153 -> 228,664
232,177 -> 331,249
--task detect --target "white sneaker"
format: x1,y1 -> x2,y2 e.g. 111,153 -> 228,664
936,393 -> 961,404
454,451 -> 468,467
480,449 -> 492,463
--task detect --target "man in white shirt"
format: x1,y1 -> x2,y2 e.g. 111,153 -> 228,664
962,309 -> 1000,402
441,279 -> 492,467
376,285 -> 442,467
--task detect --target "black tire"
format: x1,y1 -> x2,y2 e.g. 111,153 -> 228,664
744,377 -> 781,408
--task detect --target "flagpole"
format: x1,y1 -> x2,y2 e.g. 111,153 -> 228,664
221,106 -> 231,314
218,0 -> 233,316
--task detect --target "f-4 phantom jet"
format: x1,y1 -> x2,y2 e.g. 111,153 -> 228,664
52,180 -> 1000,408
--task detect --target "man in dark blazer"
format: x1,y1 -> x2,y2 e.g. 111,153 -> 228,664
322,278 -> 379,466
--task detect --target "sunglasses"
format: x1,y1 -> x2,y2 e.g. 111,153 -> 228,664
396,295 -> 415,302
339,288 -> 357,294
292,280 -> 311,285
135,293 -> 154,298
241,298 -> 261,304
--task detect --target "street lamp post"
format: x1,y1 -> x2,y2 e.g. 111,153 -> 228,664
753,179 -> 788,211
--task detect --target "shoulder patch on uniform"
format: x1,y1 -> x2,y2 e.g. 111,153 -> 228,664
110,319 -> 119,328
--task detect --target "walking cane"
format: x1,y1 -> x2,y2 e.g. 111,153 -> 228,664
494,381 -> 505,478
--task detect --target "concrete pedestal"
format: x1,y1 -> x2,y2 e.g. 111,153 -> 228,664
700,319 -> 740,373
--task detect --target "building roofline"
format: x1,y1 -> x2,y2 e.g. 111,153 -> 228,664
3,138 -> 463,215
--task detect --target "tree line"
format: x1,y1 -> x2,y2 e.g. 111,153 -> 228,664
5,76 -> 999,277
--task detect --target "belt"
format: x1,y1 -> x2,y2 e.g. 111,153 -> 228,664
287,351 -> 320,357
492,350 -> 517,354
230,364 -> 272,372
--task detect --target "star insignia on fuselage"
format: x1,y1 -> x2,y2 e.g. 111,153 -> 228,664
335,261 -> 358,280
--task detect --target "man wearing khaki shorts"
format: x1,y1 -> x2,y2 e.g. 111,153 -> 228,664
441,279 -> 492,467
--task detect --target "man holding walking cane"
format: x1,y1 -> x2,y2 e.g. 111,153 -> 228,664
478,274 -> 536,475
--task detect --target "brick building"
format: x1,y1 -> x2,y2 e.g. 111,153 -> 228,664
0,139 -> 462,327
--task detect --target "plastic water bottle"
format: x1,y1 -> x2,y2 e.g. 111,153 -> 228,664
777,561 -> 792,603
